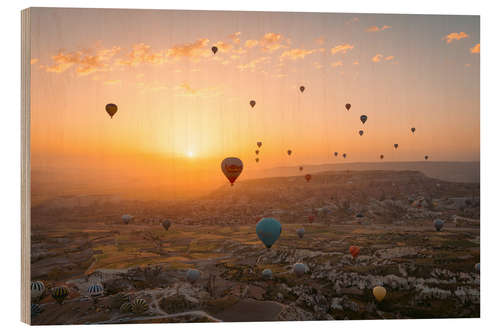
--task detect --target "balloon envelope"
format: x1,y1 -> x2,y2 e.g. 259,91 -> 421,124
105,103 -> 118,118
250,100 -> 256,108
255,158 -> 259,163
342,153 -> 347,158
297,228 -> 305,239
359,130 -> 364,136
221,157 -> 243,185
360,115 -> 368,124
394,144 -> 399,149
122,214 -> 132,224
373,286 -> 387,302
434,219 -> 444,231
299,166 -> 303,171
257,142 -> 262,148
211,46 -> 218,54
31,281 -> 45,300
293,263 -> 307,276
299,86 -> 305,93
345,103 -> 351,111
411,127 -> 416,133
349,245 -> 360,258
287,150 -> 292,156
186,269 -> 201,283
161,220 -> 171,231
305,174 -> 311,182
380,154 -> 384,160
256,218 -> 282,249
262,269 -> 273,279
334,152 -> 338,157
425,155 -> 429,160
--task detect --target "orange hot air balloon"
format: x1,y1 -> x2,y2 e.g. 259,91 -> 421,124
373,286 -> 387,302
221,157 -> 243,186
349,246 -> 360,258
305,174 -> 311,182
105,103 -> 118,118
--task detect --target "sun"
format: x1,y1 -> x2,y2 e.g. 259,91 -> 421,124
187,151 -> 194,158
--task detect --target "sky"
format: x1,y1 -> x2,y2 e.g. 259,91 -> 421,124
29,8 -> 480,198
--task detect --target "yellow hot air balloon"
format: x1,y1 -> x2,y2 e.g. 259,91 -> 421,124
373,286 -> 387,302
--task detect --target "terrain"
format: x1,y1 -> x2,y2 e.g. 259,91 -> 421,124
30,168 -> 480,324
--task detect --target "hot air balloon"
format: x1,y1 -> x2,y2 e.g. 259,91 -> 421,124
105,103 -> 118,118
297,228 -> 305,239
360,115 -> 368,124
120,302 -> 133,313
221,157 -> 243,186
425,155 -> 429,160
349,245 -> 360,259
122,214 -> 133,224
345,103 -> 351,111
87,283 -> 104,298
211,46 -> 218,55
255,158 -> 260,163
255,150 -> 259,155
31,303 -> 42,317
256,218 -> 282,249
359,130 -> 364,136
186,269 -> 201,283
51,286 -> 69,305
31,281 -> 45,301
355,213 -> 364,218
334,152 -> 338,157
475,263 -> 480,273
299,166 -> 303,171
411,127 -> 416,134
305,174 -> 312,182
262,269 -> 273,279
308,215 -> 315,223
380,154 -> 384,160
394,144 -> 399,149
342,153 -> 347,159
293,263 -> 307,276
373,286 -> 387,302
299,86 -> 305,93
132,298 -> 148,314
434,219 -> 444,231
257,142 -> 262,148
161,220 -> 171,231
250,100 -> 256,108
287,150 -> 292,156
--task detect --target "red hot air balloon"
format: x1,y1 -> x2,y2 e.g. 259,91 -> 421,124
349,246 -> 360,259
345,103 -> 351,111
250,100 -> 256,108
221,157 -> 243,186
305,174 -> 312,182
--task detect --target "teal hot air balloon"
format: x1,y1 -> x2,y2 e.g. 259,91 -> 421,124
256,218 -> 282,249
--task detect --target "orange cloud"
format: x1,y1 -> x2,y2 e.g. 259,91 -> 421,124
44,46 -> 121,75
165,38 -> 210,61
315,36 -> 325,45
331,43 -> 354,55
346,17 -> 359,25
103,79 -> 121,86
385,55 -> 394,61
470,43 -> 480,54
331,61 -> 343,68
260,33 -> 289,52
174,83 -> 222,97
229,32 -> 241,44
237,56 -> 270,71
353,60 -> 360,65
30,58 -> 39,65
244,40 -> 259,48
280,48 -> 322,61
372,54 -> 383,63
115,43 -> 163,67
443,32 -> 469,44
366,25 -> 392,32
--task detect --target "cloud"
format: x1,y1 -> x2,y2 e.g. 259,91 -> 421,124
115,43 -> 163,67
331,61 -> 343,68
30,58 -> 38,65
174,83 -> 222,97
213,40 -> 233,53
280,48 -> 322,61
315,37 -> 325,45
165,38 -> 211,61
237,56 -> 271,71
346,17 -> 359,25
103,79 -> 121,86
443,32 -> 469,44
313,62 -> 323,70
43,46 -> 121,75
465,63 -> 471,67
245,40 -> 259,48
372,54 -> 383,63
366,25 -> 392,32
470,43 -> 480,54
260,33 -> 289,52
385,55 -> 394,61
331,43 -> 354,55
353,60 -> 360,65
229,32 -> 241,44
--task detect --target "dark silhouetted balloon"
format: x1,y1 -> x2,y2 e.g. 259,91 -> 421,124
297,228 -> 305,239
345,103 -> 351,111
359,130 -> 364,136
255,157 -> 259,163
257,141 -> 262,148
380,154 -> 384,160
287,150 -> 292,156
334,152 -> 338,157
411,127 -> 416,133
394,144 -> 399,149
211,46 -> 218,54
360,115 -> 368,124
425,155 -> 429,160
161,220 -> 171,231
434,219 -> 444,231
342,153 -> 347,158
299,86 -> 305,93
105,104 -> 118,118
250,100 -> 256,108
221,157 -> 243,186
305,174 -> 311,182
299,166 -> 303,171
255,150 -> 259,155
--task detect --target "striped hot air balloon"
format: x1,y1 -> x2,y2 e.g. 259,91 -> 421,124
87,283 -> 104,298
31,281 -> 45,301
120,302 -> 133,313
51,286 -> 69,305
132,298 -> 148,314
31,303 -> 42,317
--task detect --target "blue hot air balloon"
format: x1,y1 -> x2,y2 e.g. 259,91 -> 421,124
256,218 -> 282,249
434,219 -> 444,231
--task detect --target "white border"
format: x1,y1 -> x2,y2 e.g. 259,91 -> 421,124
1,1 -> 497,332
